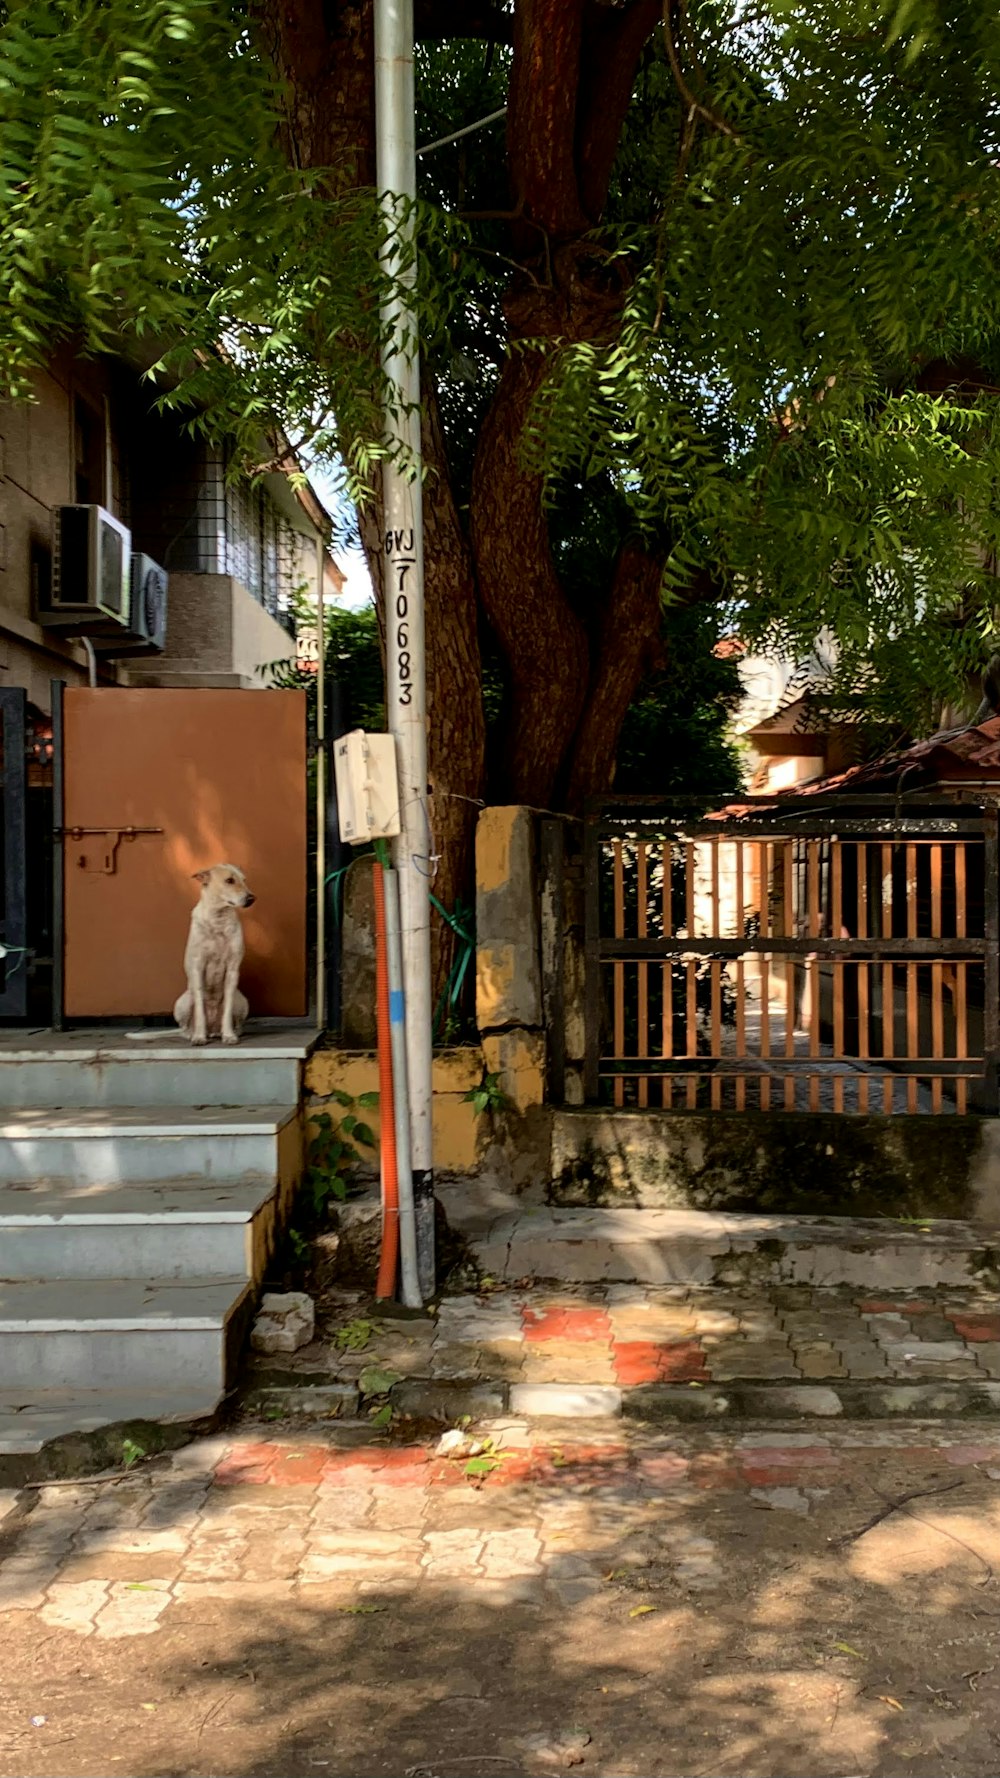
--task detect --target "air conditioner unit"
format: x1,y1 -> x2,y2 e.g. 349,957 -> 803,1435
93,553 -> 169,657
41,504 -> 131,635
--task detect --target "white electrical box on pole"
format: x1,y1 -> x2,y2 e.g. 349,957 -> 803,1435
374,0 -> 435,1298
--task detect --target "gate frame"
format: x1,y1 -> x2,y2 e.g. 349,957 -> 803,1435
51,679 -> 64,1028
582,793 -> 1000,1115
0,687 -> 28,1020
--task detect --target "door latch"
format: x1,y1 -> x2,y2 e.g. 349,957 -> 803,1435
58,825 -> 164,876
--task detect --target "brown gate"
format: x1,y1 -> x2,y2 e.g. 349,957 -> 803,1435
55,687 -> 307,1020
583,797 -> 1000,1115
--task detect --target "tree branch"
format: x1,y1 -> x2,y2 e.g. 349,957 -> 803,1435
661,0 -> 740,141
577,0 -> 662,221
507,0 -> 590,240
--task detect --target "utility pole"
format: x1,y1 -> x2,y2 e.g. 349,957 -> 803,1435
374,0 -> 434,1297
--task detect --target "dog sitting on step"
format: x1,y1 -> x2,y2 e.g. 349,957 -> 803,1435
174,864 -> 256,1046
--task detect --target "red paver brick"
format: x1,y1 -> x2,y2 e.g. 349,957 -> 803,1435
943,1443 -> 1000,1465
214,1462 -> 275,1486
657,1343 -> 707,1382
522,1308 -> 569,1342
857,1299 -> 937,1315
378,1446 -> 431,1469
612,1339 -> 706,1384
949,1314 -> 1000,1343
558,1307 -> 613,1340
638,1452 -> 691,1485
320,1447 -> 390,1475
213,1444 -> 280,1485
558,1442 -> 628,1465
270,1450 -> 329,1486
742,1464 -> 807,1487
426,1460 -> 478,1488
689,1454 -> 741,1492
613,1343 -> 664,1385
482,1453 -> 534,1486
739,1446 -> 837,1470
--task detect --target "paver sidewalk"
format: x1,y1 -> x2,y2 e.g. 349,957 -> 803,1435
6,1419 -> 1000,1774
247,1281 -> 1000,1422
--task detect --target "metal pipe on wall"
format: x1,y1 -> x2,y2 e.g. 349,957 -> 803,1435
374,0 -> 434,1297
382,862 -> 421,1308
315,533 -> 327,1032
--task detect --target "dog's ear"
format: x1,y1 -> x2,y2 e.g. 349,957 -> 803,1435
192,869 -> 210,886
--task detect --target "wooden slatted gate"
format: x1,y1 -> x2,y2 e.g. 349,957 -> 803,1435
583,799 -> 1000,1115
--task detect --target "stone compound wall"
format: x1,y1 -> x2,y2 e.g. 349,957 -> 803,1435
308,805 -> 561,1185
305,1047 -> 486,1176
475,806 -> 547,1115
312,807 -> 1000,1218
549,1106 -> 1000,1222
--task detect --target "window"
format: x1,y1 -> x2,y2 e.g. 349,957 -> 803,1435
73,397 -> 105,506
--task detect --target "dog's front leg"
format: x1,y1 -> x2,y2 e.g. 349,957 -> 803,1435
220,961 -> 241,1046
190,962 -> 208,1046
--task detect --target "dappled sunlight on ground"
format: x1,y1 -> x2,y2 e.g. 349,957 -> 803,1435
4,1420 -> 1000,1774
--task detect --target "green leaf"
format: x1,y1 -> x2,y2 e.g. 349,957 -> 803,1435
358,1365 -> 401,1397
464,1454 -> 500,1477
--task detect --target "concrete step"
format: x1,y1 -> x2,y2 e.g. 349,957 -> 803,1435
0,1104 -> 301,1186
437,1182 -> 1000,1290
0,1179 -> 277,1280
0,1385 -> 220,1457
0,1277 -> 253,1393
0,1024 -> 315,1109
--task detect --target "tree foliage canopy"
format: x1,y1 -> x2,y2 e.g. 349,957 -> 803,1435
4,0 -> 1000,749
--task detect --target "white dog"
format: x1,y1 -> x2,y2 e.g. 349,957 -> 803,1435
174,864 -> 255,1046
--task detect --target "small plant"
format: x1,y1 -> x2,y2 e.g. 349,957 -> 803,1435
307,1090 -> 378,1212
121,1436 -> 146,1471
358,1363 -> 400,1430
288,1227 -> 309,1263
462,1070 -> 508,1118
335,1316 -> 379,1352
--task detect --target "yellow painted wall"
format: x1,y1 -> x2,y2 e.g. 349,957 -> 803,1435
305,1046 -> 486,1174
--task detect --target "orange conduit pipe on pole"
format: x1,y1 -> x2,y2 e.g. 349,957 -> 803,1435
372,857 -> 399,1300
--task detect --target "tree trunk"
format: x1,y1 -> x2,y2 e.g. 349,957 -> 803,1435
255,0 -> 668,852
256,0 -> 485,1008
470,341 -> 590,806
421,377 -> 485,1001
566,542 -> 666,807
468,0 -> 665,811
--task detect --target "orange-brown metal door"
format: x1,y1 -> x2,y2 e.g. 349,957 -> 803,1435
61,688 -> 307,1018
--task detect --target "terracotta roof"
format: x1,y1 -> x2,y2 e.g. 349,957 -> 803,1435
706,717 -> 1000,819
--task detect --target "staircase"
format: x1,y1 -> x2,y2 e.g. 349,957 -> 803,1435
0,1026 -> 313,1457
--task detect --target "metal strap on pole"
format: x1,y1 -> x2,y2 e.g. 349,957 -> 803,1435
374,0 -> 435,1297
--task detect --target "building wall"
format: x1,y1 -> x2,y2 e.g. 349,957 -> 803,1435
0,351 -> 318,709
126,572 -> 295,689
0,352 -> 127,711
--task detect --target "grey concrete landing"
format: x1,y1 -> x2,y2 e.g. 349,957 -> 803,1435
0,1020 -> 318,1108
437,1179 -> 1000,1289
0,1386 -> 220,1456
